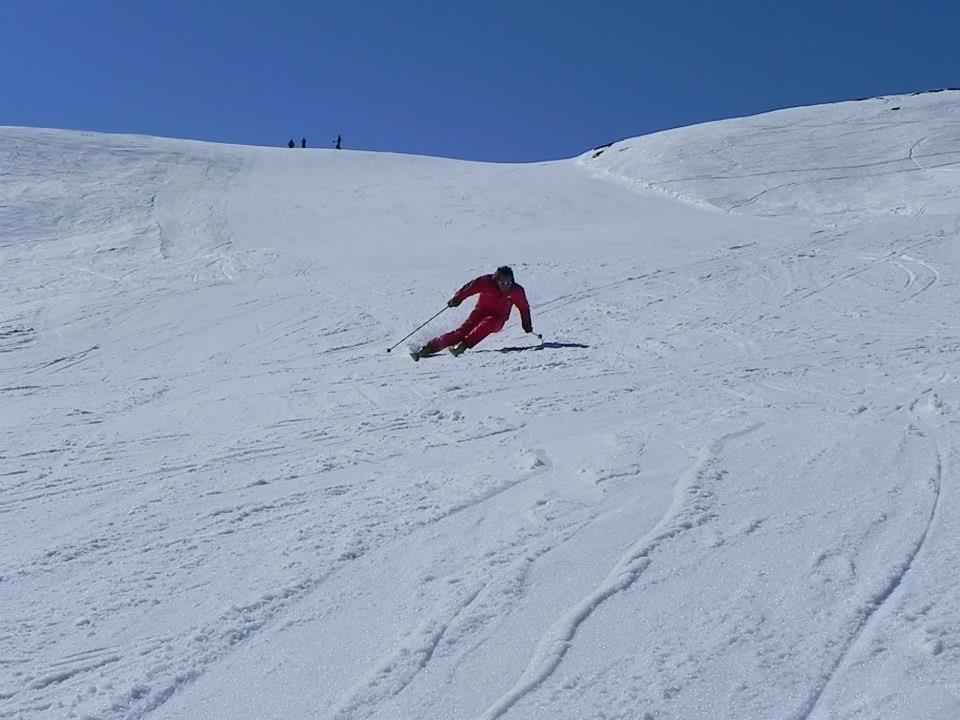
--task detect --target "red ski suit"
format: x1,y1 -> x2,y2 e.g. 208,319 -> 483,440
425,275 -> 532,352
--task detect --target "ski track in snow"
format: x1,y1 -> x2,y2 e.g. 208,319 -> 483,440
3,91 -> 960,720
479,423 -> 763,720
797,418 -> 944,720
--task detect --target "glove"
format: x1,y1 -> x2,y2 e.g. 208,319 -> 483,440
523,324 -> 533,334
447,298 -> 461,308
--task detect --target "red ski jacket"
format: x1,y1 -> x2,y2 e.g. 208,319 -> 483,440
452,275 -> 532,331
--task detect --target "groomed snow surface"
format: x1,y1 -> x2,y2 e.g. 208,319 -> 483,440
2,91 -> 960,719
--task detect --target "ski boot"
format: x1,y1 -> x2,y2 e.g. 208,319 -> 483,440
410,345 -> 434,361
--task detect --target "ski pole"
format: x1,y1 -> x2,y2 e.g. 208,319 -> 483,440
385,307 -> 448,353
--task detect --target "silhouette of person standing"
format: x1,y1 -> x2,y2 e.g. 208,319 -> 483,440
335,134 -> 342,150
301,138 -> 307,148
287,139 -> 295,148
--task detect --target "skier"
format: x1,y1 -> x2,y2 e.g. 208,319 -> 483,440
301,137 -> 307,148
411,266 -> 533,360
335,134 -> 342,149
287,139 -> 295,148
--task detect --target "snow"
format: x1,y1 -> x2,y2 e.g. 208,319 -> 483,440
2,91 -> 960,719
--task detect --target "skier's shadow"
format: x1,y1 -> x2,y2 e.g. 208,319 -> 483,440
482,341 -> 590,353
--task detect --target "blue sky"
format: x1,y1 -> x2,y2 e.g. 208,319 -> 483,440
1,0 -> 956,161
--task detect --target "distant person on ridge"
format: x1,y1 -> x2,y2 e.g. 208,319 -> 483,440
411,266 -> 533,360
335,134 -> 342,149
287,139 -> 295,148
301,137 -> 307,148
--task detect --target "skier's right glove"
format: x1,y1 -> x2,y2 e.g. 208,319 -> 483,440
447,298 -> 461,308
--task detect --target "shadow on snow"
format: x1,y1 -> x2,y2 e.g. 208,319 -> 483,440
479,341 -> 590,353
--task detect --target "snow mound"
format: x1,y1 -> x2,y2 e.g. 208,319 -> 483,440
580,91 -> 960,224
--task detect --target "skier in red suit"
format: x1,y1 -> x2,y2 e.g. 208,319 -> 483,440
412,266 -> 533,359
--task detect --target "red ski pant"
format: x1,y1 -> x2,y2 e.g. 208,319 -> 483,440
425,314 -> 505,352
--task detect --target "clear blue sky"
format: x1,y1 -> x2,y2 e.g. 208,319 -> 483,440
1,0 -> 956,161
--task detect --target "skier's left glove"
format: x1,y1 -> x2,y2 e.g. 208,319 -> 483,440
523,324 -> 533,334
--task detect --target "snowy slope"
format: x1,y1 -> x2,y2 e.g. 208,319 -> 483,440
2,92 -> 959,720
